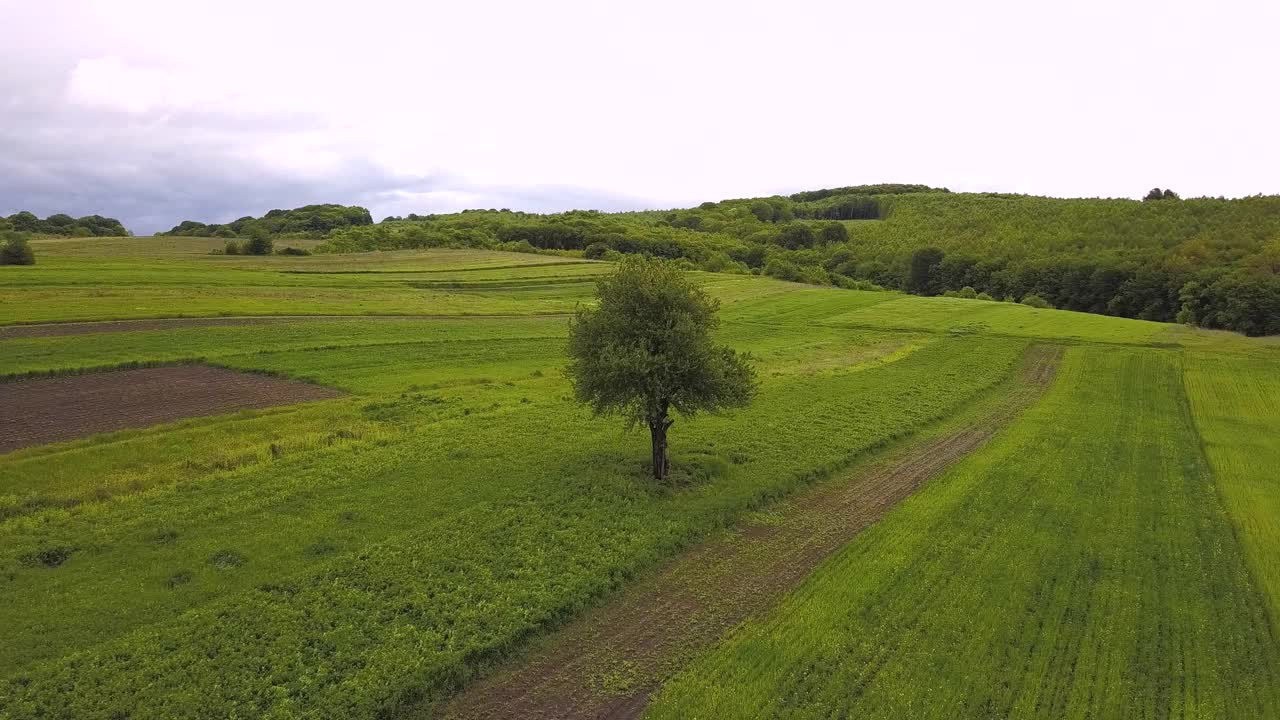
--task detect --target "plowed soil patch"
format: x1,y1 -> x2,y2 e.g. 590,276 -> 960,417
430,346 -> 1063,720
0,365 -> 341,453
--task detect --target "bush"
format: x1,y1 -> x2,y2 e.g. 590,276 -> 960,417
777,223 -> 816,250
832,275 -> 884,291
976,292 -> 995,301
819,222 -> 849,244
698,252 -> 749,274
583,242 -> 609,260
213,226 -> 237,238
1020,293 -> 1053,309
0,232 -> 35,265
223,240 -> 242,255
245,234 -> 274,256
276,246 -> 312,256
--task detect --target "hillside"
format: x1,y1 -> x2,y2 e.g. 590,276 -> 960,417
312,187 -> 1280,336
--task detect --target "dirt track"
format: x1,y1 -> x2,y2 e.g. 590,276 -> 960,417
0,365 -> 342,454
430,346 -> 1063,720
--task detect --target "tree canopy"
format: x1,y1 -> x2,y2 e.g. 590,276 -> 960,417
2,212 -> 128,237
565,257 -> 757,479
161,204 -> 373,239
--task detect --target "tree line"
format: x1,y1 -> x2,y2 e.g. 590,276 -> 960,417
161,204 -> 373,239
1,212 -> 128,237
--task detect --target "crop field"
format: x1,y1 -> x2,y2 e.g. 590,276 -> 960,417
647,348 -> 1280,718
1,238 -> 1278,719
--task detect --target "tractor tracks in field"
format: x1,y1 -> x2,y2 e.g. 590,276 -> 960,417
423,345 -> 1064,720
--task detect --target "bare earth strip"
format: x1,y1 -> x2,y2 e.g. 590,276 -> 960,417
430,345 -> 1063,720
0,314 -> 570,340
0,365 -> 341,453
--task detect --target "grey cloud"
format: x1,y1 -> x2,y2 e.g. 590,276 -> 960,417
0,64 -> 659,235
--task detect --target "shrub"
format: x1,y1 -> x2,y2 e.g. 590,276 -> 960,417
245,234 -> 274,256
583,242 -> 609,260
1020,293 -> 1053,309
976,291 -> 995,301
777,223 -> 816,250
819,222 -> 849,244
276,246 -> 312,256
832,275 -> 884,291
0,232 -> 36,265
223,240 -> 242,255
698,252 -> 749,274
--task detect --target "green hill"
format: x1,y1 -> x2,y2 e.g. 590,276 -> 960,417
318,186 -> 1280,336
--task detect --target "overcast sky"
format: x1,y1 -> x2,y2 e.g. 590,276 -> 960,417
3,0 -> 1278,234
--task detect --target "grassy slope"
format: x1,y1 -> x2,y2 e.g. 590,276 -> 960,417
647,348 -> 1280,719
848,192 -> 1280,261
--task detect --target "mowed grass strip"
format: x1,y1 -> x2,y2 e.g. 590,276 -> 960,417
0,315 -> 567,379
1183,352 -> 1280,626
0,246 -> 599,325
646,348 -> 1280,719
0,336 -> 1024,719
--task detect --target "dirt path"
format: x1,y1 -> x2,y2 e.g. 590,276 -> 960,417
0,313 -> 570,340
0,365 -> 342,454
427,346 -> 1063,720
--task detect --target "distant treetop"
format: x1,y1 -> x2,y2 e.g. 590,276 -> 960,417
787,184 -> 951,203
1143,188 -> 1182,202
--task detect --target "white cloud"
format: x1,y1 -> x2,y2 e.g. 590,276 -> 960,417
68,56 -> 191,114
4,0 -> 1280,232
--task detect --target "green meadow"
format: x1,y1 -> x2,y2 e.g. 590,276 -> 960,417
1,238 -> 1277,718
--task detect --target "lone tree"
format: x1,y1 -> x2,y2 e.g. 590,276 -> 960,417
566,256 -> 757,480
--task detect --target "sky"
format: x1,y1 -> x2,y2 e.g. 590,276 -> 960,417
2,0 -> 1278,235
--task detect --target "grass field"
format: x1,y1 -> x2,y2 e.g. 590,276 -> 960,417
647,349 -> 1280,718
1,238 -> 1278,719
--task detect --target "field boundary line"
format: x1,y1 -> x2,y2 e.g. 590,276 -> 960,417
0,313 -> 572,337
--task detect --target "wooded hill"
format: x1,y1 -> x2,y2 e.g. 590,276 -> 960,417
315,186 -> 1280,336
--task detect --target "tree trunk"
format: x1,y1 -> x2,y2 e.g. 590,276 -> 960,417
648,411 -> 672,480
